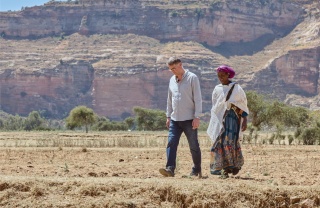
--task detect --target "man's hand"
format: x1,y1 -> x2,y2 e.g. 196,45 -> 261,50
166,118 -> 171,129
192,118 -> 200,130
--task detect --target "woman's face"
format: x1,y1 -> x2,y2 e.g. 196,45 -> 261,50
217,71 -> 230,85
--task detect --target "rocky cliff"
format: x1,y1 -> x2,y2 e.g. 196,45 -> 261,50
0,0 -> 304,47
0,61 -> 94,117
0,0 -> 319,120
253,47 -> 320,97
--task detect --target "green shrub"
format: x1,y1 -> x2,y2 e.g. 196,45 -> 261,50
269,134 -> 275,145
299,127 -> 320,145
133,107 -> 166,131
288,135 -> 294,145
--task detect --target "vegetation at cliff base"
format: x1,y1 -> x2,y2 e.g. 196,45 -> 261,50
65,105 -> 97,133
0,91 -> 319,144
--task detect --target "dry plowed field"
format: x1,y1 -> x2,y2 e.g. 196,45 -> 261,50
0,132 -> 319,208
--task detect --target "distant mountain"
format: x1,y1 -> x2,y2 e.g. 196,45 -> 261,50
0,0 -> 319,119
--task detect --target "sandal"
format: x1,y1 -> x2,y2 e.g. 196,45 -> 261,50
219,169 -> 229,179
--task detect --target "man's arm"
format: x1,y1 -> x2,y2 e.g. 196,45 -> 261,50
166,86 -> 173,118
192,76 -> 202,118
192,76 -> 202,129
166,83 -> 173,129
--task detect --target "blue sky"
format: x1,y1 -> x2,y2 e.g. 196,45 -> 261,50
0,0 -> 66,11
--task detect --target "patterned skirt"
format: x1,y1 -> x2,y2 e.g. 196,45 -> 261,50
210,109 -> 244,174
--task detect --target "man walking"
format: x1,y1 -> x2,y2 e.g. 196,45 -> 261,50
159,57 -> 202,178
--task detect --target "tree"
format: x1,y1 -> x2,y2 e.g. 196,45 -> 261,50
0,119 -> 4,129
269,102 -> 309,128
247,91 -> 309,129
246,91 -> 271,129
24,111 -> 45,131
124,117 -> 135,130
295,120 -> 320,145
66,106 -> 97,133
246,91 -> 314,144
4,115 -> 25,131
133,107 -> 166,131
299,127 -> 320,145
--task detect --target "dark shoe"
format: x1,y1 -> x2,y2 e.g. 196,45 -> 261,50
232,168 -> 240,175
190,170 -> 202,178
159,168 -> 174,177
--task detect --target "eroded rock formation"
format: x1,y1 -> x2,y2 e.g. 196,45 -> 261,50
0,0 -> 304,47
0,61 -> 94,118
0,0 -> 319,119
252,47 -> 320,97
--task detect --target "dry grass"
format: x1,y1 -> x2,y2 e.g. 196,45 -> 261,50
0,131 -> 319,207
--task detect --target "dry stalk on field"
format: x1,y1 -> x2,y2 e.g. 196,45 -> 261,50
0,132 -> 319,207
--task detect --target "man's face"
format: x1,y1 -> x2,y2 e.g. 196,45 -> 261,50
168,63 -> 181,75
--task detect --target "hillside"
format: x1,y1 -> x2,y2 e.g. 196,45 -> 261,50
0,0 -> 319,119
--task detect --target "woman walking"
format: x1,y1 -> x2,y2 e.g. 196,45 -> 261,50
207,65 -> 249,178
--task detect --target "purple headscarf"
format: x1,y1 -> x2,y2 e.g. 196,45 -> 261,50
216,65 -> 235,79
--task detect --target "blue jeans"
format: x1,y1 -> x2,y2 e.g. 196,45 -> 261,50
166,119 -> 201,173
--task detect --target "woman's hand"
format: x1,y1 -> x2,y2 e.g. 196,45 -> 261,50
241,117 -> 247,131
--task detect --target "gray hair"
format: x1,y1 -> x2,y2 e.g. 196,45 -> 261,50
167,57 -> 181,66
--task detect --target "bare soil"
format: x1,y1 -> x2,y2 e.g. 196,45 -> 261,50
0,131 -> 319,208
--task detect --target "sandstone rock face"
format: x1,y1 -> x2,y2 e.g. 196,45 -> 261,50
0,58 -> 212,119
274,47 -> 320,96
0,61 -> 94,118
250,46 -> 320,104
0,0 -> 319,119
92,70 -> 172,120
0,0 -> 303,47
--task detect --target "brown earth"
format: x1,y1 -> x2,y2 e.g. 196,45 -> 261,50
0,131 -> 319,208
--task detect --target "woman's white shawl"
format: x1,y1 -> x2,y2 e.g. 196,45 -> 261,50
207,83 -> 249,143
